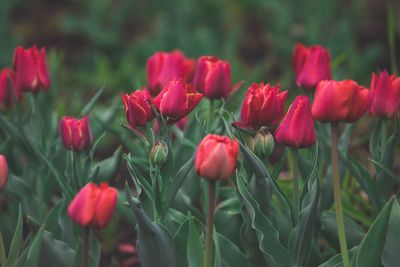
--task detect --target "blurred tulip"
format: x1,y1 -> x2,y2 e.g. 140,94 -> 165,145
275,96 -> 316,148
0,68 -> 22,110
68,182 -> 118,228
369,70 -> 400,118
312,80 -> 370,123
147,50 -> 195,96
13,45 -> 51,93
293,43 -> 331,89
59,116 -> 93,151
0,155 -> 8,191
153,79 -> 203,123
122,89 -> 154,129
235,82 -> 288,129
195,134 -> 239,180
193,56 -> 235,99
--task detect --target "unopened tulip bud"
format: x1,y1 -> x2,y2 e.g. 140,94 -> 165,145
59,116 -> 93,151
0,155 -> 8,191
149,141 -> 168,166
252,130 -> 275,158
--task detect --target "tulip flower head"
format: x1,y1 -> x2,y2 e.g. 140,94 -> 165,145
0,155 -> 8,191
13,45 -> 51,93
369,70 -> 400,118
312,80 -> 370,123
121,89 -> 154,129
68,182 -> 118,228
275,96 -> 316,149
147,50 -> 195,96
59,116 -> 93,151
293,43 -> 331,89
195,134 -> 239,180
193,56 -> 234,99
235,82 -> 288,130
0,68 -> 22,111
153,79 -> 203,123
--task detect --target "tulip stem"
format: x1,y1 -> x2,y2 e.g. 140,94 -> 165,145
291,149 -> 300,219
204,180 -> 216,267
207,100 -> 215,132
72,151 -> 81,190
331,123 -> 350,267
82,227 -> 90,267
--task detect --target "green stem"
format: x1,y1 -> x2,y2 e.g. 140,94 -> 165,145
204,180 -> 216,267
291,149 -> 300,219
331,123 -> 350,267
387,0 -> 398,75
72,151 -> 81,190
207,100 -> 215,132
82,227 -> 90,267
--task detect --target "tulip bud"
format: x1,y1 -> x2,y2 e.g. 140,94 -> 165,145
252,130 -> 275,158
312,80 -> 370,123
153,79 -> 203,123
193,56 -> 232,99
68,182 -> 118,228
369,71 -> 400,118
234,82 -> 288,129
293,43 -> 331,89
59,116 -> 93,151
149,141 -> 168,166
0,68 -> 22,111
0,155 -> 8,191
195,134 -> 239,180
147,50 -> 195,96
13,45 -> 51,93
122,89 -> 154,129
275,96 -> 316,149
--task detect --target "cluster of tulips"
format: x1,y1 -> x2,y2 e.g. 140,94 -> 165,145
0,41 -> 399,267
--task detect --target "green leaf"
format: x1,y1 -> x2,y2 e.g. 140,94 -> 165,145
382,199 -> 400,267
186,216 -> 203,267
353,197 -> 394,267
92,146 -> 122,183
369,159 -> 400,183
216,232 -> 249,267
7,205 -> 23,265
318,246 -> 358,267
173,218 -> 189,267
80,87 -> 104,116
38,231 -> 76,267
237,172 -> 291,267
23,225 -> 45,267
0,231 -> 7,267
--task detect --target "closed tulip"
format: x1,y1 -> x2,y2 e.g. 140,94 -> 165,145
293,43 -> 331,89
0,155 -> 8,191
59,116 -> 93,151
369,70 -> 400,118
13,45 -> 51,93
312,80 -> 370,123
122,89 -> 154,129
236,82 -> 288,129
193,56 -> 233,99
147,50 -> 195,96
68,182 -> 118,228
195,134 -> 239,180
275,96 -> 316,148
153,79 -> 203,123
0,68 -> 22,110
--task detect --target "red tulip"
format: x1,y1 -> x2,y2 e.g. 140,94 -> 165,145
236,82 -> 288,130
312,80 -> 370,123
0,68 -> 22,110
193,56 -> 234,99
122,89 -> 154,129
68,182 -> 118,228
293,43 -> 331,89
0,155 -> 8,191
275,96 -> 316,148
153,79 -> 203,123
369,70 -> 400,118
13,45 -> 51,93
195,134 -> 239,180
59,116 -> 93,151
147,50 -> 195,96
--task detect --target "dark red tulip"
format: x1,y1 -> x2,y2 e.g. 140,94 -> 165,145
0,68 -> 22,110
59,116 -> 93,151
0,155 -> 8,191
122,89 -> 154,129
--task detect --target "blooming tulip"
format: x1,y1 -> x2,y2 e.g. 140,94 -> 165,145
193,56 -> 234,99
68,182 -> 118,228
275,96 -> 316,148
312,80 -> 370,123
0,68 -> 22,110
153,79 -> 203,123
147,50 -> 195,96
293,43 -> 331,89
195,134 -> 239,180
13,45 -> 51,93
122,89 -> 154,129
59,116 -> 93,151
235,82 -> 288,129
369,70 -> 400,118
0,155 -> 8,191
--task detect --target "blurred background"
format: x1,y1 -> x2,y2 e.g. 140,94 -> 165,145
0,0 -> 398,113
